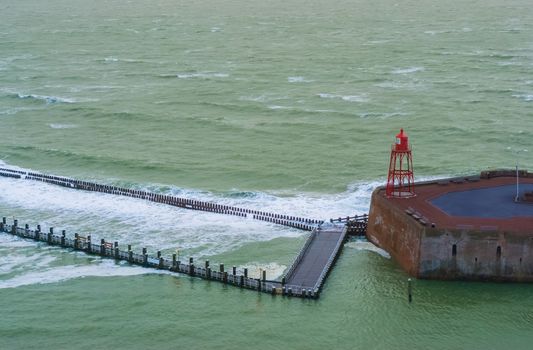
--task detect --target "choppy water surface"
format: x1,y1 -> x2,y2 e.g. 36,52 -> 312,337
1,0 -> 533,349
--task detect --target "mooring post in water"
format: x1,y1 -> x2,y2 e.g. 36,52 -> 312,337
100,239 -> 105,256
87,235 -> 92,253
114,241 -> 119,259
61,230 -> 66,247
244,268 -> 248,278
172,254 -> 177,269
219,263 -> 224,273
74,233 -> 79,250
408,278 -> 412,303
47,227 -> 52,244
157,250 -> 161,259
262,270 -> 266,282
12,219 -> 17,234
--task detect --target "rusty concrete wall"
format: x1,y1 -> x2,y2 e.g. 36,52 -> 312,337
419,229 -> 533,282
367,186 -> 533,281
367,189 -> 423,277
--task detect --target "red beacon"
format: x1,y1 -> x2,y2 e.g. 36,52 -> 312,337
386,128 -> 415,198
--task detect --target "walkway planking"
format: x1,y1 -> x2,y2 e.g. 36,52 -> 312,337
283,225 -> 348,296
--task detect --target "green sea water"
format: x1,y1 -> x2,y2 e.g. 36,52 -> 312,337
1,0 -> 533,349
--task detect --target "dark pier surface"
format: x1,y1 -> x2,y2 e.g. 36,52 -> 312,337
284,225 -> 347,294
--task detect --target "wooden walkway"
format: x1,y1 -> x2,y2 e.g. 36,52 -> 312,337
282,225 -> 348,296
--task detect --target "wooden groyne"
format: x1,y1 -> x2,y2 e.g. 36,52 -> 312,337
0,217 -> 294,296
0,166 -> 369,298
0,167 -> 322,231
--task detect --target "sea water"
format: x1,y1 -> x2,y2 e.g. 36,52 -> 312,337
1,0 -> 532,349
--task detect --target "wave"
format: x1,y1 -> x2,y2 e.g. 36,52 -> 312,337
49,123 -> 78,129
160,72 -> 229,79
288,76 -> 313,83
0,258 -> 166,289
391,67 -> 425,74
14,93 -> 76,104
345,240 -> 391,259
513,94 -> 533,102
317,93 -> 369,103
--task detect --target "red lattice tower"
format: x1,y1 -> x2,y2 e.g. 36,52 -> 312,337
386,129 -> 415,198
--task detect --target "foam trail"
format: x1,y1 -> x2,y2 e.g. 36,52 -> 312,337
345,240 -> 391,259
0,259 -> 168,289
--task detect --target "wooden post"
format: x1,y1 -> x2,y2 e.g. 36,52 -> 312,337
61,230 -> 66,247
143,248 -> 148,266
100,239 -> 105,256
114,242 -> 119,259
244,268 -> 248,278
12,219 -> 17,234
232,266 -> 236,275
74,233 -> 79,250
172,254 -> 177,269
205,260 -> 210,269
189,257 -> 194,276
87,235 -> 92,253
262,270 -> 266,282
157,251 -> 161,259
219,263 -> 224,273
33,224 -> 38,240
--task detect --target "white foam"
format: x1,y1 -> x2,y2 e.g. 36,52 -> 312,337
391,67 -> 425,74
345,241 -> 391,259
49,123 -> 78,129
16,93 -> 76,104
176,72 -> 229,79
512,94 -> 533,102
318,93 -> 369,103
239,262 -> 287,280
288,76 -> 312,83
0,259 -> 166,289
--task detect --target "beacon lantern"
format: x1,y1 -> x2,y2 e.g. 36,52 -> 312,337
386,128 -> 415,198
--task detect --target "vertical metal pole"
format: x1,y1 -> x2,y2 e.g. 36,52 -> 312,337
408,278 -> 412,303
514,162 -> 519,202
